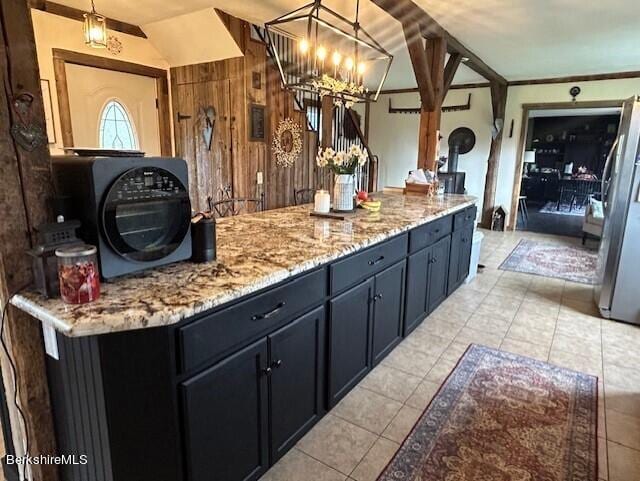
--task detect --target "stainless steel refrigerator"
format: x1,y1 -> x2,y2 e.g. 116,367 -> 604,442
595,96 -> 640,324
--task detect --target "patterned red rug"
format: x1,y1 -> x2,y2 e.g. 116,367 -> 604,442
499,239 -> 598,284
378,345 -> 598,481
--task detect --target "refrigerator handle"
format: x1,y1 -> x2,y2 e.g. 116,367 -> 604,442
602,137 -> 619,208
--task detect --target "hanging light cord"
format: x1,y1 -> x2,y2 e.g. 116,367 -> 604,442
90,0 -> 97,14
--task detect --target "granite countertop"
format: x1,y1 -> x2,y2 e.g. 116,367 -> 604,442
12,193 -> 476,337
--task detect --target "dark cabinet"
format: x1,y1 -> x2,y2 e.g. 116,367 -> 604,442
269,307 -> 325,462
371,261 -> 406,365
404,249 -> 429,335
427,236 -> 451,313
328,278 -> 374,407
181,339 -> 270,481
448,225 -> 474,294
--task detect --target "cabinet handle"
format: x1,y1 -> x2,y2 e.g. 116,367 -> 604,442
429,257 -> 438,264
368,255 -> 385,266
374,293 -> 383,301
462,238 -> 468,243
271,359 -> 283,369
262,367 -> 272,376
251,301 -> 286,321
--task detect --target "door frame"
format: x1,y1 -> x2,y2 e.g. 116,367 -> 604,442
52,48 -> 172,155
509,99 -> 624,229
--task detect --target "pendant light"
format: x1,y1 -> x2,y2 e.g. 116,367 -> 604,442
83,0 -> 107,48
265,0 -> 393,104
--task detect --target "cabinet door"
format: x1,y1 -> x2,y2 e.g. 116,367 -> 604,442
427,236 -> 451,313
457,225 -> 474,284
372,261 -> 406,365
404,249 -> 429,335
269,307 -> 325,462
181,339 -> 269,481
448,229 -> 463,295
328,278 -> 374,407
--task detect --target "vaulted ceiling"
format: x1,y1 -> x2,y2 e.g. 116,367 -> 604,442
53,0 -> 640,89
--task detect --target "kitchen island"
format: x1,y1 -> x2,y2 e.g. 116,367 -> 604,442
12,193 -> 477,481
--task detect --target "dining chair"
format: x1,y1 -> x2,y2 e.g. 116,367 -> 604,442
209,193 -> 265,218
293,188 -> 315,205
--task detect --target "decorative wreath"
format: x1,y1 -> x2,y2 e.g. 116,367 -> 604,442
273,118 -> 302,168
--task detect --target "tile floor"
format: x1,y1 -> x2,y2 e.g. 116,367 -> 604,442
260,229 -> 640,481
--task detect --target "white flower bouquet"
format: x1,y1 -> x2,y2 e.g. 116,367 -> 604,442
316,145 -> 368,175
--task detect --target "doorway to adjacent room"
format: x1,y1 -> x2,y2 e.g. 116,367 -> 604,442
511,101 -> 622,239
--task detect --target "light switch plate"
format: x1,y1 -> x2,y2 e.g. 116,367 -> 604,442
257,172 -> 263,185
42,323 -> 59,360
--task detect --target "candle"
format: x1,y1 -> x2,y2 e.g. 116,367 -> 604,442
314,189 -> 330,213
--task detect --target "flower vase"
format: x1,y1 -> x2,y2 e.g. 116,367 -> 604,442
333,174 -> 355,212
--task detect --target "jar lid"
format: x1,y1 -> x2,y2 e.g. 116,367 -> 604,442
55,244 -> 97,258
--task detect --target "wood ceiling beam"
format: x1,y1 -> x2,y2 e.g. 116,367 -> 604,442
401,21 -> 435,110
33,1 -> 147,39
443,52 -> 462,94
371,0 -> 507,86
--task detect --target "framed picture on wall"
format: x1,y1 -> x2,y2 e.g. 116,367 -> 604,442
249,104 -> 266,142
40,79 -> 56,144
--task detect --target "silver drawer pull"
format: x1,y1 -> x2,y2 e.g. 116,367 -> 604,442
368,255 -> 385,266
251,302 -> 286,321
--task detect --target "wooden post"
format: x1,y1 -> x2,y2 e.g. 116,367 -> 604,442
0,1 -> 58,480
481,81 -> 508,228
320,95 -> 334,149
418,37 -> 446,171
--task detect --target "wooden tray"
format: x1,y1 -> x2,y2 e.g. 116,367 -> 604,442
403,182 -> 435,196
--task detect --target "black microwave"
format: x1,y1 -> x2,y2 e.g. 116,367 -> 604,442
52,156 -> 192,279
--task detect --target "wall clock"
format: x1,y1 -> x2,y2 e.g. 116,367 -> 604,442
273,118 -> 302,168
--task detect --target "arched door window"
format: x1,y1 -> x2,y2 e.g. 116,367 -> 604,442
99,99 -> 137,150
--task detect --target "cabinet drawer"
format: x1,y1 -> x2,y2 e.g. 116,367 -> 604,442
330,234 -> 408,295
409,216 -> 452,253
454,206 -> 477,231
178,268 -> 327,372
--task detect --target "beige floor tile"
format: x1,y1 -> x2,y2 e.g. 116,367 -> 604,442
555,316 -> 602,342
511,309 -> 558,331
381,343 -> 438,378
506,323 -> 554,347
297,415 -> 377,475
551,333 -> 603,360
405,380 -> 441,411
428,303 -> 474,326
404,332 -> 450,358
358,365 -> 422,404
490,284 -> 528,300
599,398 -> 607,440
563,282 -> 596,303
260,449 -> 346,481
454,326 -> 504,349
518,299 -> 561,318
560,297 -> 601,319
603,342 -> 640,371
605,364 -> 640,392
413,318 -> 462,342
604,384 -> 640,419
464,272 -> 500,293
606,410 -> 640,451
333,387 -> 403,435
381,406 -> 422,443
446,288 -> 487,311
607,441 -> 640,481
599,437 -> 609,480
473,302 -> 519,323
350,437 -> 399,481
466,312 -> 512,336
424,356 -> 459,384
481,293 -> 523,312
500,338 -> 549,362
440,341 -> 472,362
548,349 -> 603,377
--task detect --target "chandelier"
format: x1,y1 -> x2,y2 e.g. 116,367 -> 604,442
265,0 -> 393,104
83,0 -> 107,48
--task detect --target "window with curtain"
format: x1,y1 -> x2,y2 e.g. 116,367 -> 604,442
99,99 -> 137,150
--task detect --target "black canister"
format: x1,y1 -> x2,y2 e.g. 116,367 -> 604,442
191,218 -> 216,263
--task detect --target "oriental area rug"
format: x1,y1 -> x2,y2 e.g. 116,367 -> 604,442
499,239 -> 598,284
377,344 -> 598,481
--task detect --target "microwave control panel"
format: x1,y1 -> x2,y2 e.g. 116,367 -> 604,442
107,167 -> 187,203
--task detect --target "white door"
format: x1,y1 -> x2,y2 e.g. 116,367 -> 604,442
66,64 -> 161,155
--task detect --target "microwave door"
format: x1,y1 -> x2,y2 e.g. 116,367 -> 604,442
597,98 -> 640,317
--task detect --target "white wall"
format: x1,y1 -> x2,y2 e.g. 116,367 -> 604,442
31,9 -> 171,155
367,88 -> 493,216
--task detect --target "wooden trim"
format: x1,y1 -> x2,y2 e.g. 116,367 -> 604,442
320,95 -> 333,149
52,48 -> 165,78
52,49 -> 172,154
401,21 -> 435,110
52,56 -> 73,147
37,1 -> 147,38
509,71 -> 640,86
380,82 -> 491,95
507,98 -> 624,230
443,52 -> 462,95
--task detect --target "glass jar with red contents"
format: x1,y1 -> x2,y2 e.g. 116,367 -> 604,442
55,245 -> 100,304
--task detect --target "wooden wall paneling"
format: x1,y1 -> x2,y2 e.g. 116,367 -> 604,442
172,81 -> 199,209
156,76 -> 172,156
52,56 -> 73,147
418,37 -> 446,171
0,0 -> 58,479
